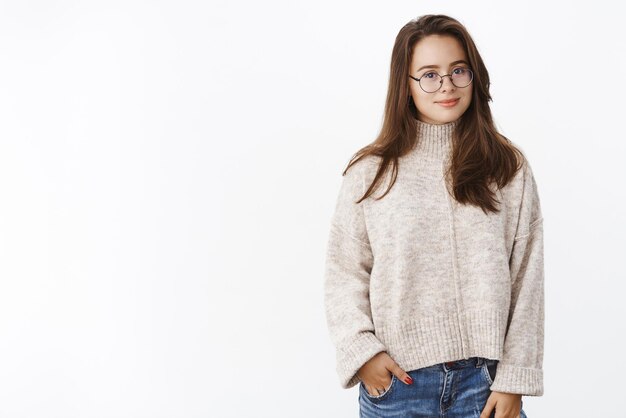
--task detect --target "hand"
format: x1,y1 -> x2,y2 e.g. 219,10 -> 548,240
480,391 -> 523,418
356,351 -> 413,397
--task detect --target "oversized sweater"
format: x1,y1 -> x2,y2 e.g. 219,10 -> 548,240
323,118 -> 544,396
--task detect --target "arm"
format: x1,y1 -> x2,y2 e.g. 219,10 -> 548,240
490,159 -> 545,396
323,160 -> 387,389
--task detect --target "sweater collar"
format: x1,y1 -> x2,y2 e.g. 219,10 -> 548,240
413,117 -> 458,159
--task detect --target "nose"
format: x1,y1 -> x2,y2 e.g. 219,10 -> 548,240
440,75 -> 456,92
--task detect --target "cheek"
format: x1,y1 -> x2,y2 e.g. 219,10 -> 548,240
413,89 -> 432,108
462,86 -> 473,106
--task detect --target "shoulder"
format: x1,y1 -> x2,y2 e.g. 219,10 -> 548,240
499,135 -> 535,183
501,139 -> 543,230
335,154 -> 384,206
342,154 -> 382,183
496,137 -> 541,205
514,146 -> 538,189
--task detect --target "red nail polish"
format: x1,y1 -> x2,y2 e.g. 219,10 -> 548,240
404,376 -> 413,385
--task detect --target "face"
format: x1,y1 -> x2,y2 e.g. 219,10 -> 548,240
409,34 -> 473,124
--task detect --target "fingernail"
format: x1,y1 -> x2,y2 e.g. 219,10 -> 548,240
404,376 -> 413,385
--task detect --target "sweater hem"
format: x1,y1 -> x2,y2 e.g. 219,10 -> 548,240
337,308 -> 543,394
374,308 -> 507,370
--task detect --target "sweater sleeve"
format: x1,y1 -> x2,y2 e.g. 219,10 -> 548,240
323,160 -> 387,389
490,159 -> 545,396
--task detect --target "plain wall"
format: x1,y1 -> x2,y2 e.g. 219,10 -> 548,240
0,1 -> 624,417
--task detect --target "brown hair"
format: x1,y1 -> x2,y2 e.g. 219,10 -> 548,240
344,14 -> 525,214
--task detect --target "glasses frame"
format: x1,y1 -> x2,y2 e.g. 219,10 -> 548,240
408,67 -> 474,93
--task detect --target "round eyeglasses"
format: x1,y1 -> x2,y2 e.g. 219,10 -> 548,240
409,67 -> 474,93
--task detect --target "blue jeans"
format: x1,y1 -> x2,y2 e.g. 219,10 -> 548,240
359,357 -> 527,418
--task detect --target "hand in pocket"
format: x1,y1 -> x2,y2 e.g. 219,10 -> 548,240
357,351 -> 413,397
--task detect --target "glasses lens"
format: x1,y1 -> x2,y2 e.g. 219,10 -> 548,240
451,68 -> 473,88
419,72 -> 441,93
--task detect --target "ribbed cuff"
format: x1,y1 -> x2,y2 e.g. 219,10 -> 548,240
489,363 -> 544,396
336,331 -> 387,389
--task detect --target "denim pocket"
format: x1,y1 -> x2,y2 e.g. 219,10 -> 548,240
481,359 -> 498,385
359,374 -> 397,402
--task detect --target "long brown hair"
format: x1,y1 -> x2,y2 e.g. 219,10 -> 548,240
344,14 -> 525,214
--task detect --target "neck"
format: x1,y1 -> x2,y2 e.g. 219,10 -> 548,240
413,118 -> 458,160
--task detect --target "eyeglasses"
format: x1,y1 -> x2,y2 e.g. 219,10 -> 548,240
409,67 -> 474,93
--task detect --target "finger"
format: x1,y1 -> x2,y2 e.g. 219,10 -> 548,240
387,360 -> 413,385
366,380 -> 389,397
365,383 -> 380,397
479,396 -> 496,418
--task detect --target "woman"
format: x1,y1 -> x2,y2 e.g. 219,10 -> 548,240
323,14 -> 544,418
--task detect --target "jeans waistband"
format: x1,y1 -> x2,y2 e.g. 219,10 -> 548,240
416,356 -> 488,372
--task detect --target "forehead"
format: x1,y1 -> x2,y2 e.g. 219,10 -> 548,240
411,34 -> 467,67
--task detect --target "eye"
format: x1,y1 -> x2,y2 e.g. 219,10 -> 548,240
423,71 -> 437,79
452,67 -> 467,75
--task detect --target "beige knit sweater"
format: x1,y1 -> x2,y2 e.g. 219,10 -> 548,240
323,118 -> 544,396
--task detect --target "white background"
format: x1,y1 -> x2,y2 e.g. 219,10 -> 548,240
0,1 -> 624,417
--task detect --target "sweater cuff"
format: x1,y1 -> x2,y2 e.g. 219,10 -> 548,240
336,331 -> 387,389
489,363 -> 544,396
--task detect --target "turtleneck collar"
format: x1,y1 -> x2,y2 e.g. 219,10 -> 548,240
413,117 -> 458,160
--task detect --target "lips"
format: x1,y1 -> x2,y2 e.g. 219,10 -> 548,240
436,98 -> 460,103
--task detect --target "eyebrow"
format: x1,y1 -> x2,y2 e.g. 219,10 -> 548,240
416,60 -> 469,73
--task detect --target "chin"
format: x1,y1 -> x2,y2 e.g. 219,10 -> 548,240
431,111 -> 461,122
